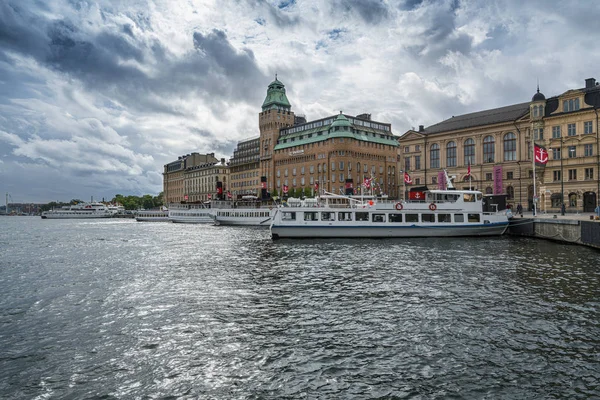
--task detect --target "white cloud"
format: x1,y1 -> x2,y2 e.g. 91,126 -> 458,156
1,0 -> 599,202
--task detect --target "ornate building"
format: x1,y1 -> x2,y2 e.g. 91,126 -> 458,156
399,77 -> 600,213
258,77 -> 399,197
229,136 -> 260,197
163,152 -> 228,203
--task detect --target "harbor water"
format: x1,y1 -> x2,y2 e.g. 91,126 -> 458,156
0,217 -> 599,399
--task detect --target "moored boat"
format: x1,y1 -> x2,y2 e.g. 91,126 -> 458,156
168,203 -> 213,224
135,209 -> 170,222
270,172 -> 510,239
211,196 -> 275,226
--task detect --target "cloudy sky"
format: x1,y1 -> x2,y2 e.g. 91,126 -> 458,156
1,0 -> 599,203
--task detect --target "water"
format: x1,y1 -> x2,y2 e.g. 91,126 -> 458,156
0,217 -> 599,399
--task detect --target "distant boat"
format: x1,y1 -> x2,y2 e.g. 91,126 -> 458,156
135,208 -> 170,222
168,203 -> 213,224
41,202 -> 113,219
211,196 -> 275,226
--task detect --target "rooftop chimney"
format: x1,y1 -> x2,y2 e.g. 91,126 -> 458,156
419,125 -> 425,132
585,77 -> 596,89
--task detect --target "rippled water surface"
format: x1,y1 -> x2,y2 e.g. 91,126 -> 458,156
1,217 -> 599,399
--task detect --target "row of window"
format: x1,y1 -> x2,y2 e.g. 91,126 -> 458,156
552,144 -> 594,159
276,164 -> 396,176
281,211 -> 482,224
277,175 -> 388,187
552,168 -> 594,181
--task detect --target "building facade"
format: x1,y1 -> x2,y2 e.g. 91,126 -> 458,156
163,152 -> 223,203
399,77 -> 600,213
229,136 -> 260,198
184,157 -> 229,203
257,77 -> 399,197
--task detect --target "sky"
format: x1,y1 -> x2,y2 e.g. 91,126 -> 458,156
1,0 -> 600,203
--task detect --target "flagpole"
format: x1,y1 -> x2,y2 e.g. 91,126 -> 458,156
533,144 -> 537,217
402,170 -> 406,201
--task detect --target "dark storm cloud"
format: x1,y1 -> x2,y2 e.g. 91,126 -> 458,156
0,1 -> 268,115
333,0 -> 390,24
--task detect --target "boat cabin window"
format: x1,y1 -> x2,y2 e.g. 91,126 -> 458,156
282,212 -> 296,220
338,212 -> 353,221
372,213 -> 385,223
355,212 -> 369,221
468,213 -> 480,222
477,194 -> 482,201
422,214 -> 435,223
304,212 -> 318,221
389,213 -> 403,223
321,212 -> 335,221
438,213 -> 452,223
454,214 -> 465,223
405,214 -> 419,223
463,193 -> 476,202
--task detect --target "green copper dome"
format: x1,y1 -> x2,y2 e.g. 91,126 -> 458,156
330,112 -> 351,128
261,76 -> 291,111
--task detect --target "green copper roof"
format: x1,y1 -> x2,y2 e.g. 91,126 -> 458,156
261,77 -> 291,111
274,116 -> 398,150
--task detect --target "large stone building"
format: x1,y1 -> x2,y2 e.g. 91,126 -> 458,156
399,77 -> 600,213
229,77 -> 400,198
163,152 -> 229,203
229,136 -> 260,197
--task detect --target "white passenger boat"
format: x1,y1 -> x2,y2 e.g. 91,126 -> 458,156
270,172 -> 510,239
168,203 -> 213,224
135,209 -> 170,222
41,202 -> 113,219
211,196 -> 275,226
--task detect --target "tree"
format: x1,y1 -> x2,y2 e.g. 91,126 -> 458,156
271,188 -> 278,198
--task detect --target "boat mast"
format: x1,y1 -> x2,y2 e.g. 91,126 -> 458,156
5,192 -> 8,215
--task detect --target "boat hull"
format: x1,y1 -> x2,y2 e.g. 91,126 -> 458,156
40,213 -> 113,219
214,217 -> 272,226
271,222 -> 508,239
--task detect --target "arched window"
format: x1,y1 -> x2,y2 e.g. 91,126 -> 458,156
503,132 -> 516,161
446,141 -> 457,167
568,192 -> 577,207
507,186 -> 514,200
357,162 -> 360,172
483,136 -> 495,163
464,138 -> 475,165
430,144 -> 440,169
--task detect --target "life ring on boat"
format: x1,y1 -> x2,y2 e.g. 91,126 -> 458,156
395,202 -> 403,211
429,203 -> 437,211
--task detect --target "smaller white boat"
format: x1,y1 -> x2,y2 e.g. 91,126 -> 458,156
211,196 -> 275,226
168,203 -> 213,224
135,208 -> 170,222
41,202 -> 113,219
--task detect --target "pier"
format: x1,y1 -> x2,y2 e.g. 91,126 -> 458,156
508,211 -> 600,249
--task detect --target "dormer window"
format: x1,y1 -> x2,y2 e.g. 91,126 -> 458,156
563,98 -> 580,112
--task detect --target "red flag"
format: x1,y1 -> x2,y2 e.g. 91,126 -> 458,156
283,184 -> 289,194
466,161 -> 471,177
314,181 -> 319,191
363,177 -> 371,189
227,191 -> 232,199
207,193 -> 212,199
534,144 -> 549,166
404,171 -> 412,184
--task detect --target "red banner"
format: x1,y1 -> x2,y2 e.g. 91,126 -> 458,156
493,165 -> 503,195
409,191 -> 425,200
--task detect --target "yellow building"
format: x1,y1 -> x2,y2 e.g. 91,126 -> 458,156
399,77 -> 600,213
163,152 -> 227,203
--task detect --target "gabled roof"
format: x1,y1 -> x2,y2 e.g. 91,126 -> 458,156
423,102 -> 530,135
